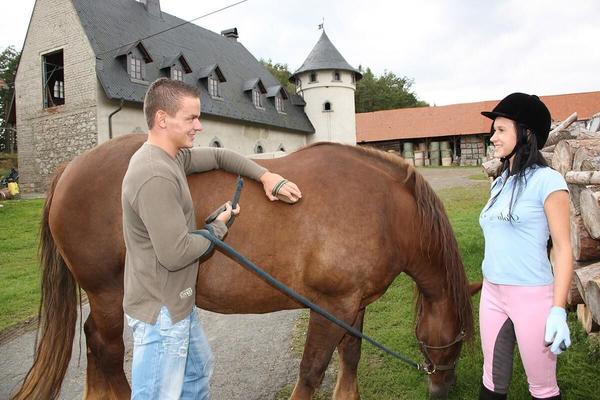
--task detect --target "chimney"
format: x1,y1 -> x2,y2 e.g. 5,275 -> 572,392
140,0 -> 161,18
221,28 -> 239,41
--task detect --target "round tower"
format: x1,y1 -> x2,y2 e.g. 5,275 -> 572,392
290,31 -> 362,145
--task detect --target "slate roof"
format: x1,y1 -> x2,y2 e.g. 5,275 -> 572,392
290,31 -> 362,82
71,0 -> 314,134
356,91 -> 600,142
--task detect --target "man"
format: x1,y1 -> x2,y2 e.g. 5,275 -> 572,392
122,78 -> 301,399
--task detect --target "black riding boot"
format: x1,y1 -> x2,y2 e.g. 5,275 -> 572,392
531,395 -> 561,400
479,384 -> 507,400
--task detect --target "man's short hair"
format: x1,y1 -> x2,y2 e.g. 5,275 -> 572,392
144,78 -> 201,129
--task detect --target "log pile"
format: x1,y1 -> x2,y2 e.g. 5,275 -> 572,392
481,111 -> 600,334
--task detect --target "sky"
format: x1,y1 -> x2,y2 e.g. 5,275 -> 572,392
1,0 -> 599,106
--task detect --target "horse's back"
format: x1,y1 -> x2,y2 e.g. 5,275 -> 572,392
192,143 -> 419,313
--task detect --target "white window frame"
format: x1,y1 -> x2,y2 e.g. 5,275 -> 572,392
129,55 -> 143,80
253,89 -> 263,108
208,75 -> 220,98
275,96 -> 285,113
171,65 -> 183,81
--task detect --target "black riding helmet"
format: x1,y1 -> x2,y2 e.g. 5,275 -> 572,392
481,92 -> 551,150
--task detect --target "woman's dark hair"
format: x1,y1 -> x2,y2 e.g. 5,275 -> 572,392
484,120 -> 548,220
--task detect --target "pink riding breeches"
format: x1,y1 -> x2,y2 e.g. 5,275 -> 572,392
479,279 -> 560,398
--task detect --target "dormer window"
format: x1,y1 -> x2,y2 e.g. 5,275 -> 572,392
199,64 -> 226,99
310,72 -> 317,83
351,74 -> 356,84
161,53 -> 192,82
208,74 -> 220,98
253,89 -> 262,108
244,78 -> 266,109
171,65 -> 183,81
333,70 -> 341,81
115,41 -> 153,82
323,101 -> 332,112
267,85 -> 288,114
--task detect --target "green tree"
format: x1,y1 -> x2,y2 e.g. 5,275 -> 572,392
0,46 -> 20,152
260,59 -> 296,93
355,66 -> 428,113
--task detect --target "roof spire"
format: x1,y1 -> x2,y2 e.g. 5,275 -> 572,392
318,17 -> 324,30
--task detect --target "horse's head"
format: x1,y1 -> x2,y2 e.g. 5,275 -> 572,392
415,282 -> 482,399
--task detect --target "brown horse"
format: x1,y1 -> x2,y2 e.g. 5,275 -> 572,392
12,134 -> 476,400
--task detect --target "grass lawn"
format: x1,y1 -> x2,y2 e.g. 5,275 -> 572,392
3,185 -> 600,399
0,199 -> 44,332
279,183 -> 600,399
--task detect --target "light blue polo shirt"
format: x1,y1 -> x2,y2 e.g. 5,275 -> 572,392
479,166 -> 568,286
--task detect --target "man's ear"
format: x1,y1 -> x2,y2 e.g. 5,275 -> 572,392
156,110 -> 168,129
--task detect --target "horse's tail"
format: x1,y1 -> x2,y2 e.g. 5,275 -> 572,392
410,168 -> 474,340
11,164 -> 78,400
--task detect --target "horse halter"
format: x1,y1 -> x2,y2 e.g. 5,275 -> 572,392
416,329 -> 466,375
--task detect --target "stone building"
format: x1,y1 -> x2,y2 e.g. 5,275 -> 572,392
356,91 -> 600,166
13,0 -> 360,192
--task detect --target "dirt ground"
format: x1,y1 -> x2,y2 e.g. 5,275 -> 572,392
0,166 -> 486,400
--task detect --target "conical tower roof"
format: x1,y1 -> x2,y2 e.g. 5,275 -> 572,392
289,31 -> 362,82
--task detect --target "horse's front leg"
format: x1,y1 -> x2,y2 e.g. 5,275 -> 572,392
333,308 -> 365,400
83,292 -> 130,400
290,304 -> 359,400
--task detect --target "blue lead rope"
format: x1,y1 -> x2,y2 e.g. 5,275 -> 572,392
192,176 -> 424,372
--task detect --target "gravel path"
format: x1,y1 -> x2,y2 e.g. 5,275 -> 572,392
0,166 -> 485,400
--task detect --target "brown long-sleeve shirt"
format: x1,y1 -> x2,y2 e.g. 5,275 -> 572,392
122,142 -> 266,324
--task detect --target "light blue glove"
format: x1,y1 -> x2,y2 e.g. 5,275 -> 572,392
544,306 -> 571,355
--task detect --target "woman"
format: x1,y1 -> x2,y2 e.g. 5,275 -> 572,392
478,93 -> 573,400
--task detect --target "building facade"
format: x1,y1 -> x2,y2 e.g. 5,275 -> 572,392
14,0 -> 360,192
356,91 -> 600,166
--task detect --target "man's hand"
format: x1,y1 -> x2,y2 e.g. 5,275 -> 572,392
260,172 -> 302,203
215,201 -> 240,224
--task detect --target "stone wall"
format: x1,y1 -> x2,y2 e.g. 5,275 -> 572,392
460,135 -> 486,166
15,0 -> 97,193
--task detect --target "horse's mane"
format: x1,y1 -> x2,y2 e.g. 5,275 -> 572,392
296,142 -> 474,339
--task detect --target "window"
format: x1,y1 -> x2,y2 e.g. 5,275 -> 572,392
53,81 -> 64,99
277,144 -> 286,152
275,96 -> 285,113
351,73 -> 356,84
208,74 -> 220,97
253,89 -> 263,108
323,101 -> 332,112
42,49 -> 65,108
333,70 -> 341,81
210,138 -> 222,148
130,55 -> 143,80
254,143 -> 264,154
171,65 -> 183,81
310,72 -> 317,83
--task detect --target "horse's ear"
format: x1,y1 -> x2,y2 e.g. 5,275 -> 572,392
469,282 -> 482,296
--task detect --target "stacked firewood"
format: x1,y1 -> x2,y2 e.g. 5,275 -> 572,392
482,112 -> 600,334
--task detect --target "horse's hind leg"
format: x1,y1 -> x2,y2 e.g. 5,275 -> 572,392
290,306 -> 359,400
333,308 -> 365,400
83,292 -> 130,399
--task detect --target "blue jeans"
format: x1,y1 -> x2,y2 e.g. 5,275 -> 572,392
126,306 -> 214,399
